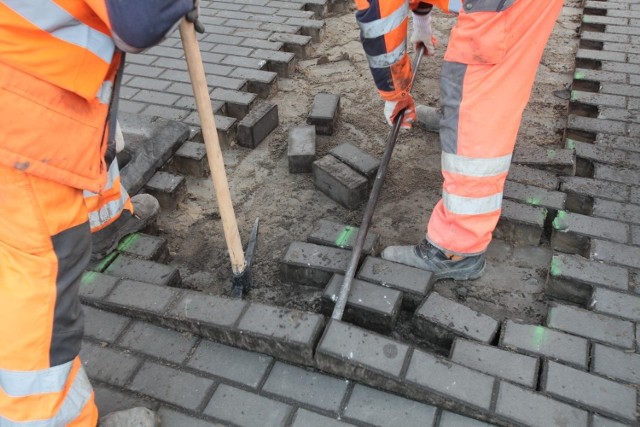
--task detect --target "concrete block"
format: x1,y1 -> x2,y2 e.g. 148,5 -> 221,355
251,48 -> 296,77
551,210 -> 630,255
280,241 -> 352,287
592,343 -> 640,385
80,341 -> 142,387
103,255 -> 181,287
494,382 -> 589,427
143,171 -> 186,210
290,409 -> 351,427
357,256 -> 433,310
307,218 -> 380,255
503,181 -> 566,211
307,93 -> 340,135
79,271 -> 119,300
494,200 -> 547,247
542,361 -> 637,423
405,349 -> 495,411
590,287 -> 640,322
329,143 -> 380,183
116,233 -> 169,262
269,33 -> 313,58
546,253 -> 629,305
507,164 -> 559,191
567,115 -> 627,137
560,176 -> 629,214
413,292 -> 500,350
286,17 -> 325,42
236,302 -> 325,366
171,141 -> 209,177
82,305 -> 130,342
591,239 -> 640,269
321,274 -> 402,333
211,88 -> 256,120
574,68 -> 627,84
237,101 -> 279,148
313,155 -> 368,210
512,146 -> 576,175
117,321 -> 197,364
450,338 -> 539,388
105,279 -> 177,317
547,303 -> 635,349
288,125 -> 316,173
229,67 -> 278,99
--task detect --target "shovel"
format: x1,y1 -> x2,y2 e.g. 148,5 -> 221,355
179,18 -> 258,298
332,48 -> 425,320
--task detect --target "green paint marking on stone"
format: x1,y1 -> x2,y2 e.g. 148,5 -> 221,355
583,15 -> 591,23
575,70 -> 585,80
95,252 -> 118,272
526,197 -> 541,206
552,210 -> 567,230
81,271 -> 99,284
547,149 -> 557,159
117,233 -> 140,251
531,325 -> 547,350
566,139 -> 576,150
570,91 -> 578,102
335,226 -> 357,248
550,257 -> 561,277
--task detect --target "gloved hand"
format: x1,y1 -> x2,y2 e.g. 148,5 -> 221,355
410,12 -> 438,56
384,95 -> 416,129
186,0 -> 205,33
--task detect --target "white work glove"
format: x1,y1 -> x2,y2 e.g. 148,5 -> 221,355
384,95 -> 416,129
115,120 -> 125,153
410,12 -> 438,56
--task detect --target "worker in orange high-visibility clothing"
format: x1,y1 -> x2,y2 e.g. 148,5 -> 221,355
356,0 -> 563,281
0,1 -> 193,425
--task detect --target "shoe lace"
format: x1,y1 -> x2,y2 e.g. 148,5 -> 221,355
416,239 -> 442,260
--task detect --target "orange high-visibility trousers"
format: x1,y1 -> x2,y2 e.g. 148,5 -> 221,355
0,164 -> 98,426
427,0 -> 563,255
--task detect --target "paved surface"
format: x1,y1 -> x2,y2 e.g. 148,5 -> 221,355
84,0 -> 640,425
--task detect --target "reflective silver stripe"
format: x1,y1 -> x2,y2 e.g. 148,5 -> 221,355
358,2 -> 408,39
449,0 -> 463,13
2,0 -> 115,64
0,365 -> 93,427
366,42 -> 406,68
83,160 -> 120,195
442,153 -> 512,177
84,161 -> 130,229
97,81 -> 113,105
443,191 -> 503,215
0,361 -> 72,397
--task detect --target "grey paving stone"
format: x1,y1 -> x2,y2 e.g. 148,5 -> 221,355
591,239 -> 640,269
507,164 -> 559,191
573,68 -> 627,84
117,321 -> 197,364
94,385 -> 158,416
307,93 -> 340,135
343,384 -> 438,427
230,67 -> 278,98
116,233 -> 169,262
591,414 -> 632,427
280,241 -> 352,287
80,341 -> 142,387
499,320 -> 589,369
547,303 -> 635,349
503,181 -> 566,211
513,146 -> 576,175
494,199 -> 547,247
542,361 -> 637,422
595,134 -> 640,154
405,349 -> 495,411
414,292 -> 500,350
576,48 -> 627,63
592,198 -> 640,226
560,176 -> 629,215
438,411 -> 493,426
251,48 -> 296,77
288,125 -> 316,173
237,101 -> 279,148
567,115 -> 627,137
313,155 -> 369,210
571,140 -> 640,168
236,302 -> 325,366
105,279 -> 177,315
450,338 -> 539,388
143,171 -> 187,211
269,32 -> 313,58
357,256 -> 432,310
494,382 -> 588,427
204,384 -> 292,427
83,305 -> 130,342
591,287 -> 640,322
130,361 -> 214,410
329,143 -> 380,183
263,362 -> 348,413
308,218 -> 380,255
157,408 -> 225,427
290,409 -> 354,427
171,141 -> 209,178
571,90 -> 627,108
79,271 -> 119,300
594,163 -> 640,187
591,343 -> 640,384
551,210 -> 630,255
187,340 -> 272,388
211,88 -> 257,120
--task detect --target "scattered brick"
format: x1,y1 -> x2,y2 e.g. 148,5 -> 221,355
494,199 -> 547,247
307,93 -> 341,135
143,171 -> 187,210
590,238 -> 640,269
307,218 -> 380,255
312,155 -> 368,210
80,341 -> 142,387
507,164 -> 559,191
590,287 -> 640,322
512,146 -> 576,175
116,233 -> 169,263
103,255 -> 181,287
591,343 -> 640,385
117,320 -> 197,364
288,125 -> 316,173
236,101 -> 279,148
329,143 -> 380,184
83,305 -> 130,342
503,181 -> 566,211
280,241 -> 352,287
551,210 -> 630,255
170,141 -> 209,177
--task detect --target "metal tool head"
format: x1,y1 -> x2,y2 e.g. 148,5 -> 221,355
231,217 -> 260,298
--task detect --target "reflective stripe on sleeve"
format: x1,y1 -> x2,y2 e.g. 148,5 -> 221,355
442,153 -> 512,177
358,2 -> 408,39
443,191 -> 503,215
448,0 -> 463,13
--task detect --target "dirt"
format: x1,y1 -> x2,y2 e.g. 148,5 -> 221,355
157,3 -> 583,344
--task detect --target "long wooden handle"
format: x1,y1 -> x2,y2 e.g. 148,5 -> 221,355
179,19 -> 246,274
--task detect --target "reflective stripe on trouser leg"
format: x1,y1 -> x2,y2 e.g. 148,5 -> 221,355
83,158 -> 132,232
0,165 -> 98,425
427,0 -> 564,255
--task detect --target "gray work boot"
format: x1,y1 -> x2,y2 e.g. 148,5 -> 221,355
99,407 -> 159,427
381,239 -> 485,281
91,194 -> 160,261
416,104 -> 442,133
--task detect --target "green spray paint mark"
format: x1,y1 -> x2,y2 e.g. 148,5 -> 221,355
81,271 -> 99,284
549,256 -> 562,277
117,233 -> 140,251
566,139 -> 576,150
547,149 -> 557,159
570,91 -> 578,102
574,70 -> 585,80
582,15 -> 591,23
335,226 -> 357,248
95,252 -> 118,272
552,210 -> 567,230
531,325 -> 547,350
526,197 -> 541,206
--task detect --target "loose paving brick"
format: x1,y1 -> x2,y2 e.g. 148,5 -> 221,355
251,48 -> 296,77
103,255 -> 181,287
307,93 -> 341,135
280,241 -> 352,287
547,303 -> 635,349
342,384 -> 438,427
80,341 -> 142,387
551,210 -> 630,255
79,271 -> 119,300
290,409 -> 354,427
590,287 -> 640,322
494,199 -> 547,247
542,361 -> 637,422
116,233 -> 169,262
591,238 -> 640,269
308,218 -> 380,255
592,198 -> 640,226
512,146 -> 576,175
546,253 -> 629,305
269,33 -> 313,58
404,349 -> 496,411
499,320 -> 589,369
211,88 -> 257,120
237,101 -> 279,148
507,164 -> 559,191
143,171 -> 187,210
170,141 -> 209,177
236,302 -> 325,366
560,176 -> 629,214
288,125 -> 316,173
414,292 -> 500,350
450,338 -> 539,388
229,67 -> 278,99
322,274 -> 402,333
204,384 -> 292,427
313,155 -> 369,210
591,343 -> 640,384
130,361 -> 215,410
357,256 -> 433,310
117,320 -> 197,364
263,362 -> 349,413
329,143 -> 380,184
83,305 -> 130,342
187,340 -> 272,388
494,382 -> 589,427
156,408 -> 225,427
503,181 -> 566,211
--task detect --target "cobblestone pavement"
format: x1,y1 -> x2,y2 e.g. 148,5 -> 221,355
84,0 -> 640,425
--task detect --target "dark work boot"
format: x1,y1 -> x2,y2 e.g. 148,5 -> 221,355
91,194 -> 160,261
381,239 -> 485,281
